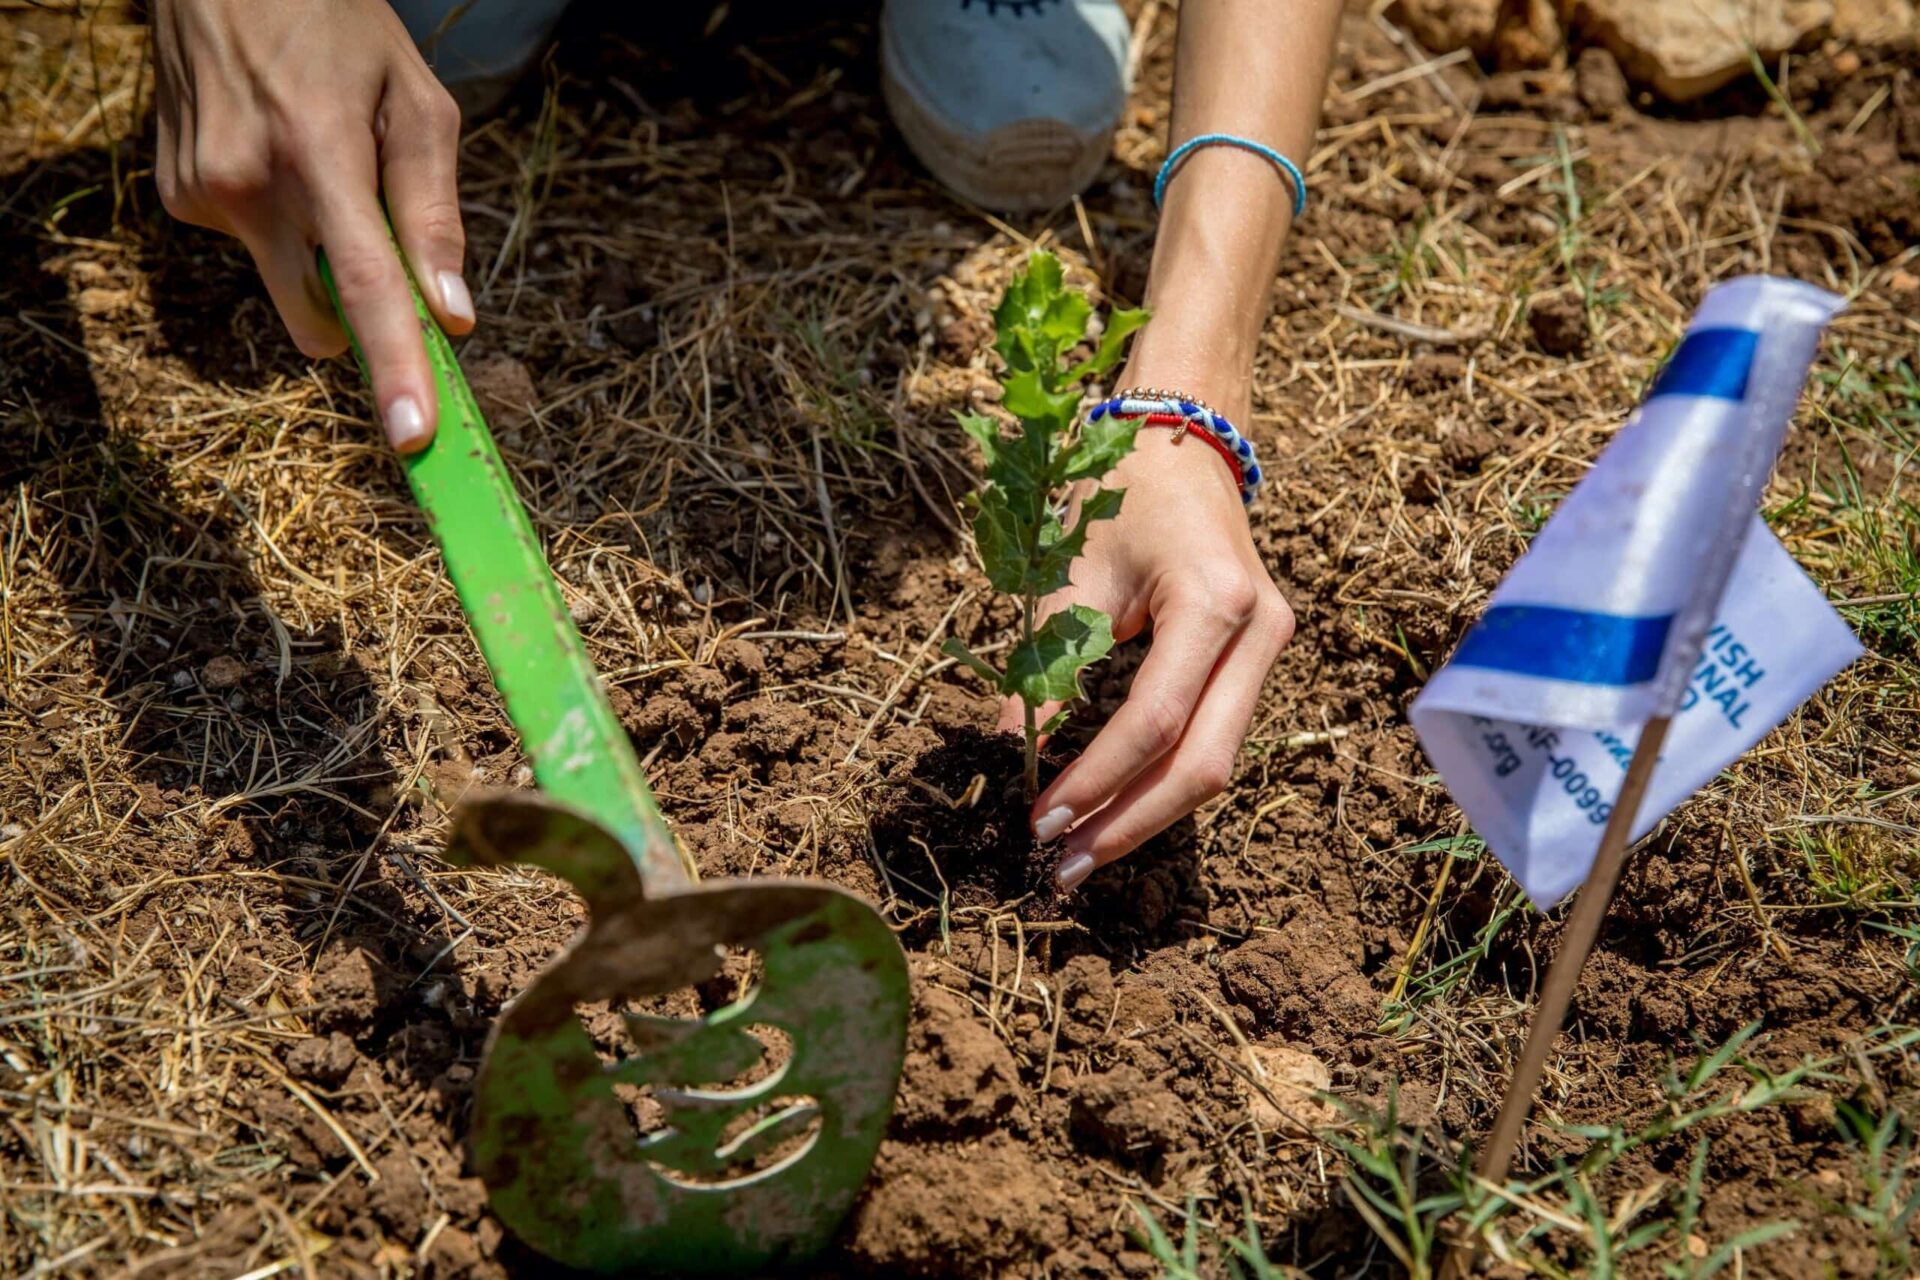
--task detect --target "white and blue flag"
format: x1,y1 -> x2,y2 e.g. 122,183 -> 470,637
1410,276 -> 1864,907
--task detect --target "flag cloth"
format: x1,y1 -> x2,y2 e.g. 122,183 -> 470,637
1410,276 -> 1863,907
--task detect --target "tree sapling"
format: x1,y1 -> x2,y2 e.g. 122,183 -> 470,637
942,251 -> 1148,802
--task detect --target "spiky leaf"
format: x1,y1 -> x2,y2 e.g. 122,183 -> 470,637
1005,605 -> 1114,706
1029,486 -> 1124,596
1001,368 -> 1082,432
941,637 -> 1003,686
1058,413 -> 1141,485
970,486 -> 1029,595
1066,306 -> 1150,383
959,410 -> 1048,511
994,253 -> 1106,392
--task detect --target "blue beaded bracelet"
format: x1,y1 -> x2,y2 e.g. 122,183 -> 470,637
1152,132 -> 1307,219
1088,390 -> 1264,505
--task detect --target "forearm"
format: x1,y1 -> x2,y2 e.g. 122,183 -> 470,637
1126,0 -> 1341,414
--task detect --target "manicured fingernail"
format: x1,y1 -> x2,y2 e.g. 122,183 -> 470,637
1056,852 -> 1095,892
384,395 -> 430,451
438,271 -> 474,325
1034,805 -> 1074,842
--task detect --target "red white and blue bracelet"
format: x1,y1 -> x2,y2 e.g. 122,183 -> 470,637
1089,388 -> 1264,506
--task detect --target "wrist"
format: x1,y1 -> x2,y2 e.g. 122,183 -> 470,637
1098,382 -> 1259,509
1112,358 -> 1250,425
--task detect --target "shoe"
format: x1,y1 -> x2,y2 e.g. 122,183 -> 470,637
390,0 -> 575,117
881,0 -> 1131,211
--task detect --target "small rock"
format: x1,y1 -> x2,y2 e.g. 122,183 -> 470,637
1577,0 -> 1833,103
1391,0 -> 1501,58
201,655 -> 248,690
1887,269 -> 1919,292
566,592 -> 602,626
461,354 -> 538,430
1243,1043 -> 1338,1135
1575,44 -> 1632,116
1831,0 -> 1915,45
1493,0 -> 1563,69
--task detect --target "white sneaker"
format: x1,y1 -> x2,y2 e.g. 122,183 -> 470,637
881,0 -> 1131,210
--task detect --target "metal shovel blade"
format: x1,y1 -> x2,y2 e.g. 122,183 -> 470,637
449,792 -> 908,1274
319,248 -> 909,1273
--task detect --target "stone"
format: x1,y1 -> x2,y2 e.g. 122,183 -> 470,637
1392,0 -> 1502,58
1831,0 -> 1916,44
1575,43 -> 1631,115
460,353 -> 538,430
1243,1042 -> 1339,1135
1571,0 -> 1833,102
200,655 -> 249,690
1494,0 -> 1565,69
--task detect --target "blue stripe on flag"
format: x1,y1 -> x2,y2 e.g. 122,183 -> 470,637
1452,605 -> 1673,685
1648,327 -> 1756,401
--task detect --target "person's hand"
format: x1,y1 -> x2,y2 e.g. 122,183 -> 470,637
998,389 -> 1294,891
153,0 -> 473,451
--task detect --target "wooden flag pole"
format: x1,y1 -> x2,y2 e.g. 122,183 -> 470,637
1440,713 -> 1673,1278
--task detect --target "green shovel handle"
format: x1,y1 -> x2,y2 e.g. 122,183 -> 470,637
318,251 -> 691,891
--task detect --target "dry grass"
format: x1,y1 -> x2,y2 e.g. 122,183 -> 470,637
1,1 -> 1916,1276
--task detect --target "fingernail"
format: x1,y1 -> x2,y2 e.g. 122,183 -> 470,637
1056,852 -> 1095,892
384,395 -> 430,451
1034,805 -> 1075,842
438,271 -> 474,325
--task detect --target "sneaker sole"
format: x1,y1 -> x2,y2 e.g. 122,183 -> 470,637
881,27 -> 1116,210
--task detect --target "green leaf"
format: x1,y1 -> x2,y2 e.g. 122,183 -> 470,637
970,487 -> 1029,595
1004,604 -> 1114,707
1066,306 -> 1150,383
1058,413 -> 1140,484
991,251 -> 1103,386
1039,290 -> 1092,353
1040,707 -> 1073,735
1030,486 -> 1124,595
993,251 -> 1068,371
941,637 -> 1004,687
1001,368 -> 1082,432
959,411 -> 1049,507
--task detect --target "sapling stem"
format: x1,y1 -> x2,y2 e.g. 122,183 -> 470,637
1022,595 -> 1039,800
939,251 -> 1149,823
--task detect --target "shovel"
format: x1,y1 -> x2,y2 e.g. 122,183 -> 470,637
318,250 -> 909,1274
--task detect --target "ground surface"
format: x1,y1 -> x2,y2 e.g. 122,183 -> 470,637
2,3 -> 1917,1277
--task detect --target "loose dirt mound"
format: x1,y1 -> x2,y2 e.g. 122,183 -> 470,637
2,3 -> 1916,1277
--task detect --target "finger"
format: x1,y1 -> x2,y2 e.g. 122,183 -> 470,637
379,75 -> 472,334
1029,580 -> 1251,841
1054,623 -> 1277,890
253,228 -> 352,359
308,145 -> 438,452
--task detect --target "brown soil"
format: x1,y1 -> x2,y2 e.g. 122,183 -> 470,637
3,4 -> 1917,1279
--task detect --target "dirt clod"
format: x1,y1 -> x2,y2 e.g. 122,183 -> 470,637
308,946 -> 388,1034
285,1032 -> 358,1086
1068,1064 -> 1190,1167
1528,293 -> 1590,357
894,986 -> 1023,1136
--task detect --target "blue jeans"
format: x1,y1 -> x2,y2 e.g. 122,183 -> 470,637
389,0 -> 574,86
